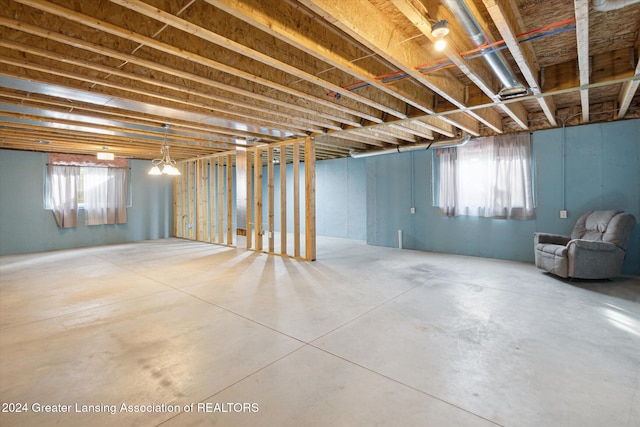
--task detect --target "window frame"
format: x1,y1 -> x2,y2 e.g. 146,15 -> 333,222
431,134 -> 536,219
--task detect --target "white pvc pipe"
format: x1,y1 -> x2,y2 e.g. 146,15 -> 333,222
350,135 -> 471,158
398,229 -> 403,249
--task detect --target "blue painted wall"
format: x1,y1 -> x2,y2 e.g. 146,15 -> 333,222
317,157 -> 366,240
365,119 -> 640,275
257,156 -> 366,241
2,119 -> 637,274
0,149 -> 174,256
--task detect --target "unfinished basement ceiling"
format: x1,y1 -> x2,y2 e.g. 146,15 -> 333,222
0,0 -> 639,161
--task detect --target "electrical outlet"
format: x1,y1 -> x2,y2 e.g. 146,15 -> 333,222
560,210 -> 567,219
410,207 -> 416,214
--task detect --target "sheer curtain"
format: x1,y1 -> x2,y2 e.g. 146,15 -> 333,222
437,133 -> 535,219
437,148 -> 458,217
49,165 -> 80,228
85,167 -> 128,225
106,167 -> 128,224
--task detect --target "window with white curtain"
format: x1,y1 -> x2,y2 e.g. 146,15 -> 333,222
47,154 -> 129,228
435,133 -> 535,220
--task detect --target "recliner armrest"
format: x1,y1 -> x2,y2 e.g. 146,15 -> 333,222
568,239 -> 618,252
534,232 -> 570,246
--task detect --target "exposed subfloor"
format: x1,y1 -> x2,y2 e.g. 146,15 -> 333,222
1,237 -> 639,427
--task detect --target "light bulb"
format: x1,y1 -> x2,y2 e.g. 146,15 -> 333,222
435,38 -> 446,51
148,165 -> 162,175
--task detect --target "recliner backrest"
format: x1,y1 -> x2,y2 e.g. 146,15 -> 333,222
571,210 -> 636,250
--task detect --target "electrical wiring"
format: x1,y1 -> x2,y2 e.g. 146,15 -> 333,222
326,17 -> 577,98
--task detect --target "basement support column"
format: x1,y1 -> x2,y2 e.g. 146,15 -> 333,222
304,136 -> 316,261
235,146 -> 248,249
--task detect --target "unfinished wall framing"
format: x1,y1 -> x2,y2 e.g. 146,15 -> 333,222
174,151 -> 236,246
174,137 -> 316,261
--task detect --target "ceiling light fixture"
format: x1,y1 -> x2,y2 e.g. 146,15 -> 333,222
431,20 -> 449,51
148,145 -> 180,175
149,124 -> 180,176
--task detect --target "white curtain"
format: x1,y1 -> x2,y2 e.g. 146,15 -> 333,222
437,148 -> 458,217
106,167 -> 128,224
85,167 -> 127,225
49,165 -> 80,228
438,133 -> 535,220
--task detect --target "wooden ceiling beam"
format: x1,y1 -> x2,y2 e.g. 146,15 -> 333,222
393,0 -> 528,130
205,0 -> 448,124
350,128 -> 403,145
0,126 -> 222,159
372,126 -> 420,143
389,122 -> 434,141
0,40 -> 337,133
0,91 -> 279,143
0,17 -> 363,129
322,131 -> 388,148
412,117 -> 456,138
9,0 -> 382,125
107,0 -> 404,120
314,135 -> 369,151
0,57 -> 318,136
574,0 -> 590,123
618,33 -> 640,119
483,0 -> 557,127
0,110 -> 233,150
300,0 -> 502,135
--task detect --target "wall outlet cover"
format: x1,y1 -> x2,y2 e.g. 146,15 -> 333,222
560,210 -> 567,219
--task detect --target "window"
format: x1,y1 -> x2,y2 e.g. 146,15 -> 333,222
434,133 -> 535,220
47,154 -> 129,228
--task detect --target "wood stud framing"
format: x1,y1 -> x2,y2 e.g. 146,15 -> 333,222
1,0 -> 639,263
2,0 -> 639,162
173,139 -> 316,260
174,152 -> 237,246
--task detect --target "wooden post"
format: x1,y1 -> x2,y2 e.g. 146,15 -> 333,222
173,163 -> 180,237
217,156 -> 224,244
254,147 -> 263,251
200,159 -> 209,242
267,146 -> 275,253
246,150 -> 253,249
235,148 -> 248,249
209,160 -> 215,243
188,161 -> 196,240
280,145 -> 287,255
304,137 -> 316,261
196,160 -> 203,241
182,162 -> 188,239
226,153 -> 233,245
293,142 -> 300,257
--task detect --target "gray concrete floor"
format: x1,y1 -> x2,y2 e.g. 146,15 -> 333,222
1,237 -> 639,427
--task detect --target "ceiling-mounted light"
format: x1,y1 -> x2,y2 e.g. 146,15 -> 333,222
149,124 -> 180,176
148,145 -> 181,176
431,20 -> 449,51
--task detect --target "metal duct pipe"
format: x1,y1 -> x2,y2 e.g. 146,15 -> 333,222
349,135 -> 471,158
442,0 -> 528,99
593,0 -> 640,11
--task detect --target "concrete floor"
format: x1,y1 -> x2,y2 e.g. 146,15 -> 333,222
1,237 -> 639,427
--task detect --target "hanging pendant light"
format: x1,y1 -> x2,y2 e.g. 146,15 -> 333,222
149,124 -> 181,176
148,144 -> 181,176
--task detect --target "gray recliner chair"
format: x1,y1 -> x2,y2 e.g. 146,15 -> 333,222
534,210 -> 636,279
